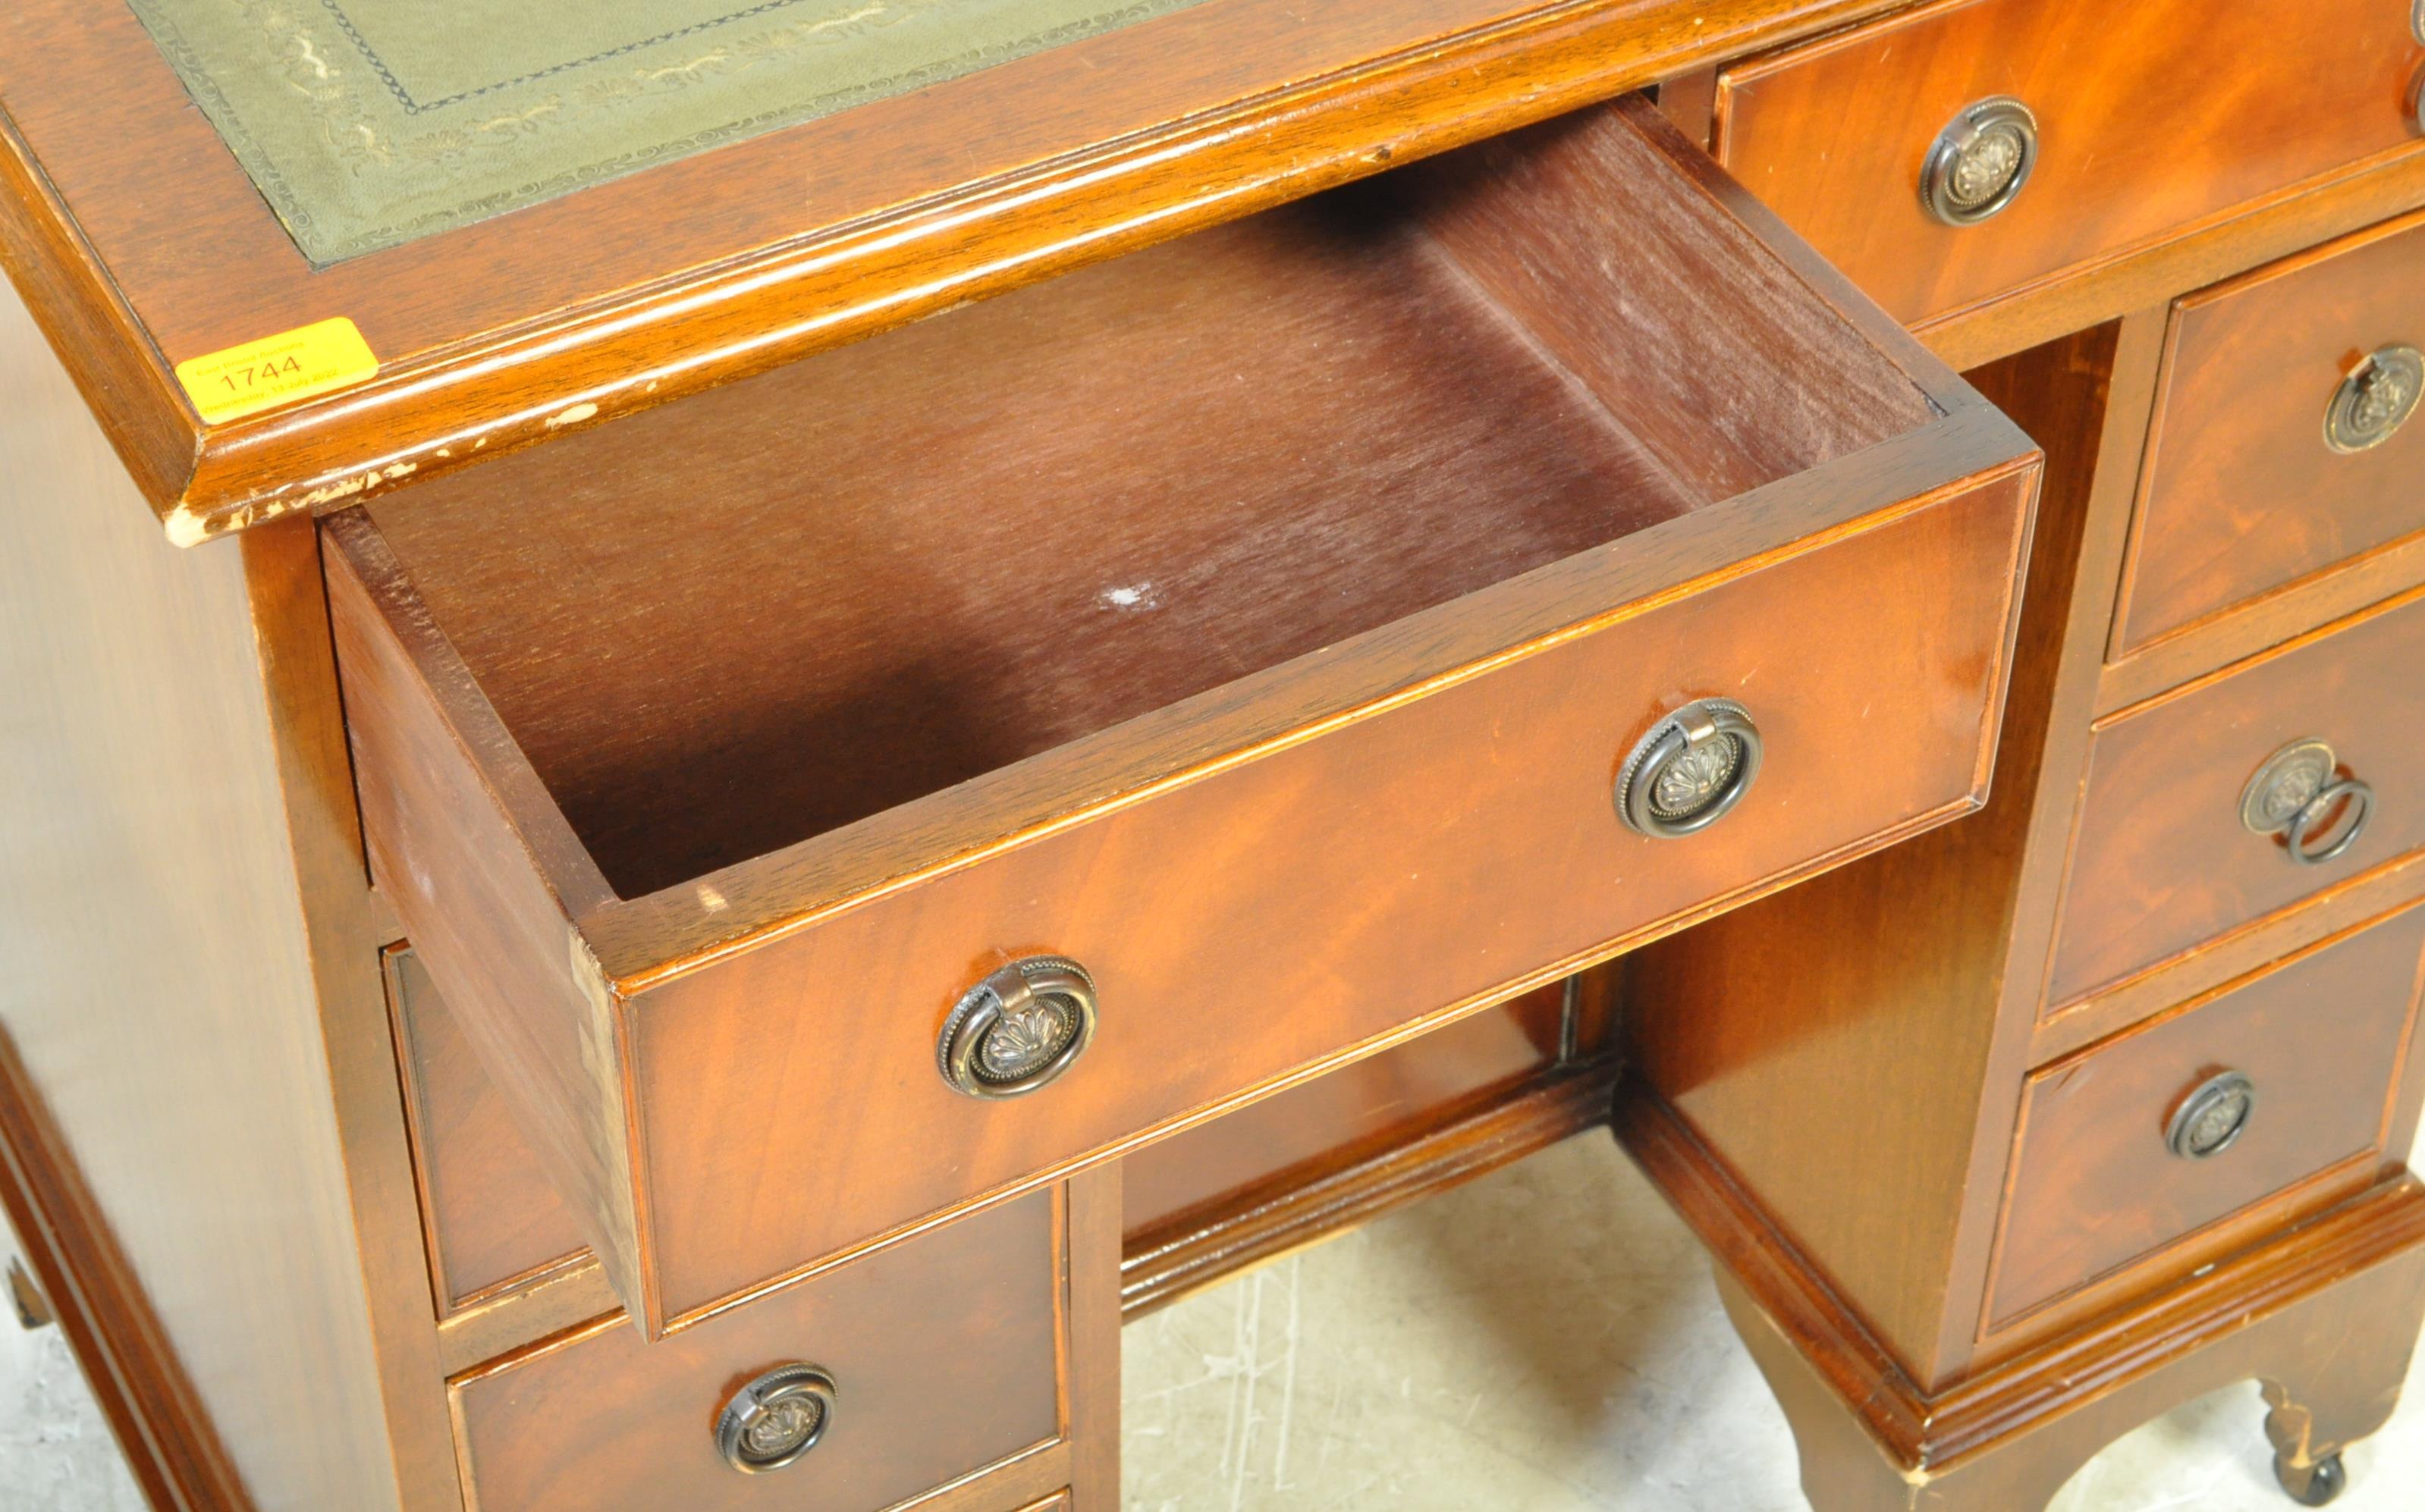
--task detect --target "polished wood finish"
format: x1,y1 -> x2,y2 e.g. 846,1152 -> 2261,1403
1123,1056 -> 1620,1316
2031,849 -> 2425,1069
1619,199 -> 2425,1503
326,97 -> 2036,1336
449,1190 -> 1062,1512
341,457 -> 2028,1334
1923,146 -> 2425,376
1063,1165 -> 1123,1509
0,272 -> 454,1510
0,0 -> 1913,541
381,965 -> 1602,1342
384,947 -> 591,1317
1623,320 -> 2123,1388
1121,982 -> 1570,1239
1711,0 -> 2425,329
2048,585 -> 2425,1011
1623,1087 -> 2425,1489
0,1022 -> 251,1511
1988,905 -> 2425,1328
2113,209 -> 2425,654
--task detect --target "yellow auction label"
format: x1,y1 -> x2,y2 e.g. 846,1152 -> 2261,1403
174,317 -> 379,423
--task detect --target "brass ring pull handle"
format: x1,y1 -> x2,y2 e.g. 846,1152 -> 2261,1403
716,1363 -> 837,1473
937,956 -> 1098,1098
1920,96 -> 2039,226
1615,698 -> 1763,839
2166,1071 -> 2257,1161
2285,777 -> 2374,867
2323,343 -> 2422,453
2239,737 -> 2374,867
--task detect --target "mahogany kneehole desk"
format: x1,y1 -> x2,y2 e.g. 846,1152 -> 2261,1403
2,1 -> 2424,1509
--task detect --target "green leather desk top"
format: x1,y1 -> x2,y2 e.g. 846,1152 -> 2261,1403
124,0 -> 1205,263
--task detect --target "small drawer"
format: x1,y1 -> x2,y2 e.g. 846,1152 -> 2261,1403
1987,907 -> 2425,1329
382,945 -> 589,1315
2048,589 -> 2425,1009
328,96 -> 2037,1335
450,1189 -> 1060,1512
1710,0 -> 2425,327
2113,211 -> 2425,654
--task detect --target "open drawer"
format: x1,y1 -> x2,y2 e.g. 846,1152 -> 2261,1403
325,96 -> 2039,1336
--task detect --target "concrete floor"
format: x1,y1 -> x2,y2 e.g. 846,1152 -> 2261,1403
3,1131 -> 2421,1510
0,1261 -> 145,1512
1123,1132 -> 2425,1511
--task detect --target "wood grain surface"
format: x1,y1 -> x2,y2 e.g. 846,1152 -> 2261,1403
383,946 -> 592,1317
2050,586 -> 2425,1011
357,98 -> 1930,902
617,469 -> 2029,1325
331,98 -> 2036,1335
1713,0 -> 2425,328
450,1190 -> 1061,1512
1619,323 -> 2117,1388
0,269 -> 441,1509
1120,983 -> 1568,1239
1989,906 -> 2425,1328
0,0 -> 1909,538
1622,1084 -> 2425,1509
2113,209 -> 2425,654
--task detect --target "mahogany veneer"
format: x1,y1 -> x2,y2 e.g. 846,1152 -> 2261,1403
1710,0 -> 2425,330
1990,905 -> 2425,1330
2049,586 -> 2425,1012
325,96 -> 2036,1338
449,1190 -> 1065,1512
2114,209 -> 2425,654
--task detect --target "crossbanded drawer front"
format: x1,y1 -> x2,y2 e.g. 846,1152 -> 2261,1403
1710,0 -> 2425,328
2115,211 -> 2425,655
449,1189 -> 1061,1511
1989,908 -> 2425,1329
326,95 -> 2038,1335
2050,589 -> 2425,1011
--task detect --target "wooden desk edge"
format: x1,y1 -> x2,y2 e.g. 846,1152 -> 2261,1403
0,0 -> 1899,544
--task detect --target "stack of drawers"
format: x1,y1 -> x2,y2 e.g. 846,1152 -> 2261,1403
1999,209 -> 2425,1350
1613,1 -> 2425,1504
338,96 -> 2037,1510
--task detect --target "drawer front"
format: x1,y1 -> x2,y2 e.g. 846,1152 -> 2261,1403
1711,0 -> 2425,327
328,96 -> 2038,1335
1989,908 -> 2425,1327
451,1189 -> 1060,1511
631,479 -> 2028,1320
2049,590 -> 2425,1009
2115,212 -> 2425,654
385,946 -> 589,1313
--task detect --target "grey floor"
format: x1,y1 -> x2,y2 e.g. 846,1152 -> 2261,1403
0,1269 -> 143,1512
5,1132 -> 2423,1510
1124,1132 -> 2425,1511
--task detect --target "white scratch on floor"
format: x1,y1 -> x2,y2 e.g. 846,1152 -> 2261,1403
1271,1259 -> 1304,1492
